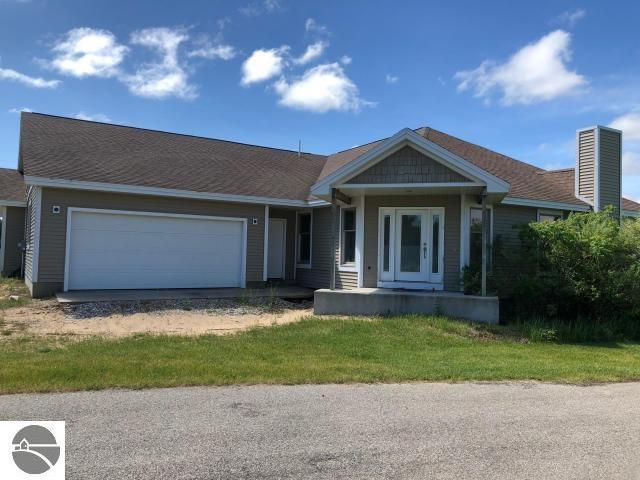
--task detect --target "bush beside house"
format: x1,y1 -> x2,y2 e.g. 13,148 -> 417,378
465,210 -> 640,341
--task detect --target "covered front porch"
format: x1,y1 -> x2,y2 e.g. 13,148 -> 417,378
309,128 -> 508,322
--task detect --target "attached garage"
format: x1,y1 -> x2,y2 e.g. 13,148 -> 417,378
64,208 -> 247,291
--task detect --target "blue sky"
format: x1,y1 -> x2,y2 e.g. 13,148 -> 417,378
1,0 -> 640,200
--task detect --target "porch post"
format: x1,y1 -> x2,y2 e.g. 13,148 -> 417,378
480,188 -> 488,297
330,189 -> 338,290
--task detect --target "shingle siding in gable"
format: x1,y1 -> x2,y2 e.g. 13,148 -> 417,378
346,146 -> 471,184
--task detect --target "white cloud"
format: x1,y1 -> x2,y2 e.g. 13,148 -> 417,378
239,0 -> 281,16
305,18 -> 329,36
385,73 -> 399,84
50,27 -> 128,78
552,9 -> 586,28
273,62 -> 373,113
188,43 -> 236,61
0,67 -> 60,88
8,107 -> 33,113
263,0 -> 281,12
610,113 -> 640,141
74,111 -> 111,122
124,27 -> 195,100
340,55 -> 352,65
293,41 -> 327,65
241,46 -> 289,86
454,30 -> 586,105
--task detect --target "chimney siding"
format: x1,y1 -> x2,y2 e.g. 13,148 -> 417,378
598,128 -> 622,215
577,129 -> 595,202
576,126 -> 622,216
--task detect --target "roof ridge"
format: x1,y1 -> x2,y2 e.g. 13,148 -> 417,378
539,167 -> 574,174
328,127 -> 428,156
422,126 -> 545,173
23,112 -> 327,159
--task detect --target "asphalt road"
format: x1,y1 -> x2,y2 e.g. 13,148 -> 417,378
1,382 -> 640,479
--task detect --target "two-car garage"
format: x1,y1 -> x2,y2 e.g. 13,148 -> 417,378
64,209 -> 247,291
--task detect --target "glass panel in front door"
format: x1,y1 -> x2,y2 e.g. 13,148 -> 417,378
400,214 -> 422,273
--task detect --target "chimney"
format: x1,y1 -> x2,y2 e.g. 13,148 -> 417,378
575,126 -> 622,215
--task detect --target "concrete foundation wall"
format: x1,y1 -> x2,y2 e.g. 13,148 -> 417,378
314,288 -> 499,324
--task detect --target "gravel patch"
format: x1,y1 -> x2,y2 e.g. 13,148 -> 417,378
62,297 -> 313,320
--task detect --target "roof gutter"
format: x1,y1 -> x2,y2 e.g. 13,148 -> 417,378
501,196 -> 591,212
23,175 -> 317,208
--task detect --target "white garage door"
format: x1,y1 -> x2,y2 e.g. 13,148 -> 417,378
65,209 -> 246,290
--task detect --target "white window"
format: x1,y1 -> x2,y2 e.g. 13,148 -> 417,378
297,212 -> 312,267
341,208 -> 356,265
538,210 -> 562,222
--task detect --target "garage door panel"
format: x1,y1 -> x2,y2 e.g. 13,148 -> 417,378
66,211 -> 245,290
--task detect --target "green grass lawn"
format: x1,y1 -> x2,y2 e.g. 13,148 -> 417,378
2,315 -> 640,394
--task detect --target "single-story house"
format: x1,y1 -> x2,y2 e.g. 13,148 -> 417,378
0,113 -> 638,321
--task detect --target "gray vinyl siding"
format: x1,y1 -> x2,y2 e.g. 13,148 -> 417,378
24,186 -> 40,285
363,195 -> 461,291
1,206 -> 25,277
577,129 -> 595,201
33,188 -> 266,296
598,129 -> 622,214
347,146 -> 470,184
269,208 -> 296,281
295,206 -> 358,290
492,205 -> 537,285
296,207 -> 331,289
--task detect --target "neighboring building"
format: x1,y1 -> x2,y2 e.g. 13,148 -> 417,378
0,113 -> 638,301
0,168 -> 26,277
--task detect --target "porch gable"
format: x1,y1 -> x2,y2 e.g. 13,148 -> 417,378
346,146 -> 473,185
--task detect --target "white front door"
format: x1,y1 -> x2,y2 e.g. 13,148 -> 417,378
379,207 -> 444,288
267,218 -> 286,279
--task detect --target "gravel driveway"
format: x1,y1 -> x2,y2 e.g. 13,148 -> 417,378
1,382 -> 639,479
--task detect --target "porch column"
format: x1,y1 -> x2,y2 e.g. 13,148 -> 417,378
480,188 -> 488,297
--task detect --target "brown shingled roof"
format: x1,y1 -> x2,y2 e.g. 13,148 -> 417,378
20,113 -> 327,202
16,113 -> 640,211
0,168 -> 26,204
623,197 -> 640,212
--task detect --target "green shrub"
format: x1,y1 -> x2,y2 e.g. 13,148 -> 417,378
463,208 -> 640,339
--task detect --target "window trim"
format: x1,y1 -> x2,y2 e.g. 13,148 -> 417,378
296,211 -> 312,269
460,195 -> 494,269
339,207 -> 357,270
537,209 -> 563,222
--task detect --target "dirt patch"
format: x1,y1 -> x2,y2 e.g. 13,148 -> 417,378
1,298 -> 313,338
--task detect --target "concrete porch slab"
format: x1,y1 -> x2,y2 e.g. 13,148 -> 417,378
314,288 -> 499,324
56,286 -> 314,304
